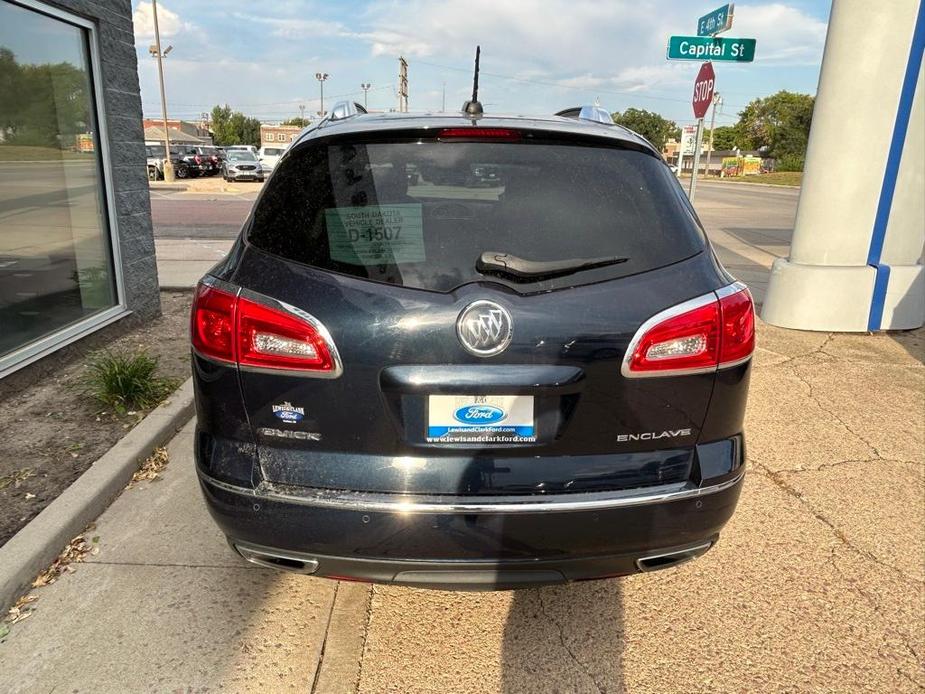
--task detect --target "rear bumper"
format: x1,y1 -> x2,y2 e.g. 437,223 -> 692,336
197,469 -> 744,589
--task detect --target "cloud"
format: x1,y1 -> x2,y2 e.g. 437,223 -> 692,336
132,2 -> 193,39
733,4 -> 827,65
230,13 -> 345,40
354,0 -> 827,90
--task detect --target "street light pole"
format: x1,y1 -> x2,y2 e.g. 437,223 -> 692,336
151,0 -> 174,182
360,83 -> 371,110
299,103 -> 306,125
315,72 -> 329,116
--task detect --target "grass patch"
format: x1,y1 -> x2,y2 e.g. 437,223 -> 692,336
79,351 -> 179,414
705,171 -> 803,187
0,145 -> 91,162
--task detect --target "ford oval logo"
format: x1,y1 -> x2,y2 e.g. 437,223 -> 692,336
453,404 -> 506,424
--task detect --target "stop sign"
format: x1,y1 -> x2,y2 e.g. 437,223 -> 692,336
692,62 -> 715,119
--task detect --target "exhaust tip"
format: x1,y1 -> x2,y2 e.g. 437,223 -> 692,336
234,544 -> 320,575
635,542 -> 713,573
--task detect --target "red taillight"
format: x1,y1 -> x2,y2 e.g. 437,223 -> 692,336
191,284 -> 236,363
191,282 -> 338,374
624,284 -> 754,377
718,286 -> 755,365
237,296 -> 335,372
194,155 -> 202,164
438,127 -> 521,141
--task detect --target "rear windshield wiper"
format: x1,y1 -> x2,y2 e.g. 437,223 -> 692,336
477,252 -> 629,282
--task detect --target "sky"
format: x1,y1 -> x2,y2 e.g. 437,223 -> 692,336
132,0 -> 832,129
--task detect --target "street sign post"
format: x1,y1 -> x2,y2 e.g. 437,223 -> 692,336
698,3 -> 734,36
688,62 -> 716,201
667,36 -> 756,62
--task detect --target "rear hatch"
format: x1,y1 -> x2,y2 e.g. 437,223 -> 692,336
222,123 -> 732,496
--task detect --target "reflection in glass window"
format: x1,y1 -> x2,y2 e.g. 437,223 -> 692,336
0,1 -> 117,358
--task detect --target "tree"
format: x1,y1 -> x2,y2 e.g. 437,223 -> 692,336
735,91 -> 815,169
709,125 -> 740,151
281,117 -> 311,127
611,108 -> 680,151
210,104 -> 261,148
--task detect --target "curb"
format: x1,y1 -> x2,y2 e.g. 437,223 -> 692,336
0,378 -> 195,613
148,183 -> 189,191
689,179 -> 801,190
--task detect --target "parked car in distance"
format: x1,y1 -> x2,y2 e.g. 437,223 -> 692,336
257,145 -> 286,172
145,144 -> 191,180
224,144 -> 258,156
172,145 -> 216,178
221,150 -> 264,182
192,145 -> 223,176
191,101 -> 754,590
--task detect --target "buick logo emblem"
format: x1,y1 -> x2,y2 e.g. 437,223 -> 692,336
456,300 -> 513,356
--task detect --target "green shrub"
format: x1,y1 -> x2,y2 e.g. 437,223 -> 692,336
80,351 -> 178,413
776,153 -> 805,172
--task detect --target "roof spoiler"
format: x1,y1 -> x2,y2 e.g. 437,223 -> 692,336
555,105 -> 613,125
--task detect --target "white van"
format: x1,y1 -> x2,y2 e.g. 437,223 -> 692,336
258,145 -> 286,172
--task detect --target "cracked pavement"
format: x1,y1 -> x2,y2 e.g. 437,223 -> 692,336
355,323 -> 924,693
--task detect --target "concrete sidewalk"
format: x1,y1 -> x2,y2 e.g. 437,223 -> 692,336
0,322 -> 921,692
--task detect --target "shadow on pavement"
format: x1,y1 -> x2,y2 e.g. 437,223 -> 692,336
500,579 -> 624,693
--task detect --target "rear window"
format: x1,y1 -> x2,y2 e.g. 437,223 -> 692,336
248,136 -> 704,292
263,147 -> 284,156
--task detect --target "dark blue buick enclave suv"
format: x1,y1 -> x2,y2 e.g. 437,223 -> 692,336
190,100 -> 754,589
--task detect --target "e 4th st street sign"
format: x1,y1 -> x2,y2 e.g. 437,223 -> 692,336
667,35 -> 756,62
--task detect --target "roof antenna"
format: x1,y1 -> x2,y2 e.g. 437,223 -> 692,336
462,46 -> 483,117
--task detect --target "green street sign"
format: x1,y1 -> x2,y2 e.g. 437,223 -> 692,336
698,4 -> 734,36
667,35 -> 756,62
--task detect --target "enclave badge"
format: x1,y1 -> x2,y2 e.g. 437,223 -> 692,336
456,300 -> 513,356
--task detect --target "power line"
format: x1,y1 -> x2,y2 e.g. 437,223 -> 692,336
413,57 -> 748,110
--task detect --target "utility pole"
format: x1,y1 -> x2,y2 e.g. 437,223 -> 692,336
315,72 -> 329,116
398,57 -> 408,112
442,82 -> 446,112
704,92 -> 722,181
299,103 -> 306,125
360,83 -> 371,110
150,0 -> 174,182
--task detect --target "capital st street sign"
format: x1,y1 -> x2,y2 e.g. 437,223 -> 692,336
698,3 -> 734,36
666,35 -> 756,62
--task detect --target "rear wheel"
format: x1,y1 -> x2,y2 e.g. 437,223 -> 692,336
147,166 -> 157,181
175,165 -> 189,179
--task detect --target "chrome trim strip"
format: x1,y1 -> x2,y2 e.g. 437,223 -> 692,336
621,281 -> 752,379
715,280 -> 749,300
198,469 -> 744,514
717,354 -> 753,370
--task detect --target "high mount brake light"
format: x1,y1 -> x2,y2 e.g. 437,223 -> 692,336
622,283 -> 755,378
438,127 -> 521,141
191,283 -> 340,375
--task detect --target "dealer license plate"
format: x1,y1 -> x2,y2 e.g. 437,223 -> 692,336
426,395 -> 535,443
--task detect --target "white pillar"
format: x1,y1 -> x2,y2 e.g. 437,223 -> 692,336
761,0 -> 925,332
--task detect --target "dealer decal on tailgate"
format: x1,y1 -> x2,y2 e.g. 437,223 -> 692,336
427,395 -> 536,443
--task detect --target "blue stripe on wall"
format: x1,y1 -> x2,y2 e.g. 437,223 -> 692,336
867,0 -> 925,331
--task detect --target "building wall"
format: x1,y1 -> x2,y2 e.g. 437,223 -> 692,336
0,0 -> 159,376
260,124 -> 301,145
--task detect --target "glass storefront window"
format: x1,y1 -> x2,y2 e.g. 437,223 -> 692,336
0,0 -> 118,360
